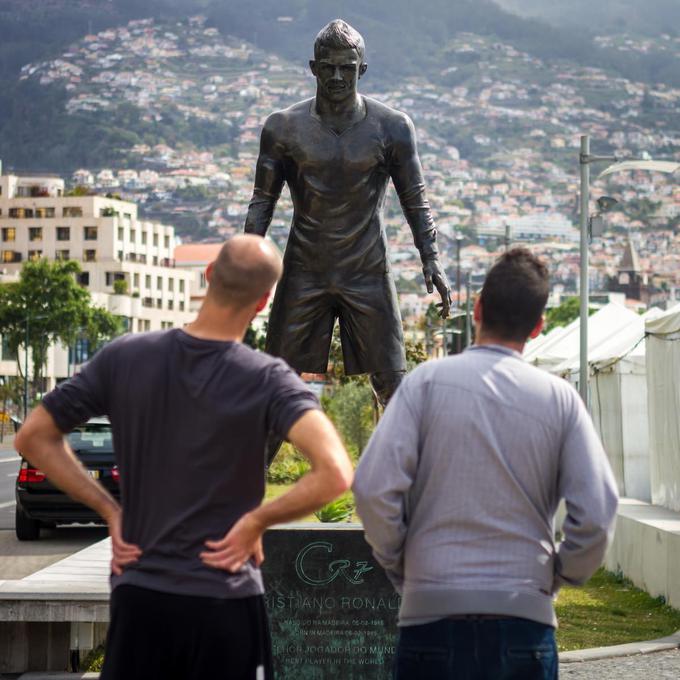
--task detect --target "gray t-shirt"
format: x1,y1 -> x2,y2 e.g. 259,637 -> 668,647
42,329 -> 320,599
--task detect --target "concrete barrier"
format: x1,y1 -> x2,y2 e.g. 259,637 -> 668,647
604,497 -> 680,609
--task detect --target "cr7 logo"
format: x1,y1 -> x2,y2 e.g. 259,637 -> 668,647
295,541 -> 374,586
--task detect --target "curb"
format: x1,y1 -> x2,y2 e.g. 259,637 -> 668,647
14,630 -> 680,677
559,628 -> 680,663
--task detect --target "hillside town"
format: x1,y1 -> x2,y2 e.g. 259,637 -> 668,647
17,16 -> 680,323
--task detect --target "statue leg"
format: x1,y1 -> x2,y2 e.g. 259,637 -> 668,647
369,370 -> 406,409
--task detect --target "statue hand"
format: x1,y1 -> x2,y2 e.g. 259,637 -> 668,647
423,258 -> 452,319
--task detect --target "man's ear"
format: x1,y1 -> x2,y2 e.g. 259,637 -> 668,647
529,316 -> 544,340
254,291 -> 271,314
309,59 -> 317,76
205,261 -> 214,284
473,297 -> 483,324
359,62 -> 368,78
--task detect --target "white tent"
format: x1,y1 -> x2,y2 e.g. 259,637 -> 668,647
525,304 -> 659,501
524,303 -> 639,374
646,305 -> 680,512
586,308 -> 663,502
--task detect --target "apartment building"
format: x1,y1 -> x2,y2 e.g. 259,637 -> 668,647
0,164 -> 195,389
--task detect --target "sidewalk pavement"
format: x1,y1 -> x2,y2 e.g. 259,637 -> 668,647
9,652 -> 680,679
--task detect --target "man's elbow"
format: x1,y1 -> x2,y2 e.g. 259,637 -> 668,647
328,456 -> 354,497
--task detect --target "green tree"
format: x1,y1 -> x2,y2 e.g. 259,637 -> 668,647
545,297 -> 595,332
0,259 -> 122,400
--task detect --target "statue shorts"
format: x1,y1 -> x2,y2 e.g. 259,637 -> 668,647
265,267 -> 407,376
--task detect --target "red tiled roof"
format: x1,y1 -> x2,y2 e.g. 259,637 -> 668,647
174,243 -> 222,263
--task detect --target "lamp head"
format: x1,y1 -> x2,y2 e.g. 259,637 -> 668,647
596,196 -> 619,213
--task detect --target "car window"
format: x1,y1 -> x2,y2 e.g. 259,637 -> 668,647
68,424 -> 113,453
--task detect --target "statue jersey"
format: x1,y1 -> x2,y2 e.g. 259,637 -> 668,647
245,96 -> 436,274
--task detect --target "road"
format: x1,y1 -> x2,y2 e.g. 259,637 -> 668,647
0,435 -> 107,579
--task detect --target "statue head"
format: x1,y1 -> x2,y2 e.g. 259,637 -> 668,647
310,20 -> 367,102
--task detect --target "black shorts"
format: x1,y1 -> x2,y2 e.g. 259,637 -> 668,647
266,268 -> 406,375
100,585 -> 272,680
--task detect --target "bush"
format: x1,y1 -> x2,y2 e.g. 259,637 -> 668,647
324,382 -> 375,460
314,494 -> 355,523
266,442 -> 309,484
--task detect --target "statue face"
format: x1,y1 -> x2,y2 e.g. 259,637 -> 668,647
310,47 -> 366,102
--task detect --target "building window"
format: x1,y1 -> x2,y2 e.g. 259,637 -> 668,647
84,226 -> 98,240
83,249 -> 97,262
179,301 -> 185,311
156,276 -> 162,290
35,207 -> 55,218
29,227 -> 43,241
28,250 -> 42,261
144,320 -> 151,332
63,207 -> 83,217
9,208 -> 33,218
153,234 -> 159,247
142,297 -> 153,308
2,228 -> 16,242
1,335 -> 17,361
152,256 -> 158,266
1,251 -> 21,263
167,300 -> 174,311
105,272 -> 125,286
130,229 -> 136,242
164,235 -> 170,249
124,212 -> 132,221
68,337 -> 92,366
168,279 -> 174,292
145,275 -> 151,288
55,249 -> 70,261
117,227 -> 124,240
138,254 -> 147,264
133,273 -> 140,287
179,279 -> 185,293
117,250 -> 124,261
56,226 -> 70,241
141,232 -> 147,245
78,272 -> 89,286
199,272 -> 206,288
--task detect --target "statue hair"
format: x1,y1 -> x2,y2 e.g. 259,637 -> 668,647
314,20 -> 365,61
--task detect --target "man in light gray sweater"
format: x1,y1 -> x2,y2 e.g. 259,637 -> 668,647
354,248 -> 618,679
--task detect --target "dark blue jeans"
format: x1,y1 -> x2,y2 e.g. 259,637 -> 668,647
394,616 -> 557,680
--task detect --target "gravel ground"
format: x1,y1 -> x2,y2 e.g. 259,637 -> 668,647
561,649 -> 680,678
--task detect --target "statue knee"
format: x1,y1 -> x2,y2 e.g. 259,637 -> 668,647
369,371 -> 405,408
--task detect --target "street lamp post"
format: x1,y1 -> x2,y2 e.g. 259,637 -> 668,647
456,234 -> 463,353
578,134 -> 679,406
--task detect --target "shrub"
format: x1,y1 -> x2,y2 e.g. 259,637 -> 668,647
314,494 -> 355,523
266,443 -> 309,484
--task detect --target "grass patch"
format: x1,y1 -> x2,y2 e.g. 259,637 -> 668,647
555,568 -> 680,651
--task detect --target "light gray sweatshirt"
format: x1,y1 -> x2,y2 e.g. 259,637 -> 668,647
353,345 -> 618,628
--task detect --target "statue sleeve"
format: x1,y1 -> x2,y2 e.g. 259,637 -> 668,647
244,116 -> 286,236
389,114 -> 440,262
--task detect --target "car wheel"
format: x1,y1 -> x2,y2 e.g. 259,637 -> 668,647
15,505 -> 41,541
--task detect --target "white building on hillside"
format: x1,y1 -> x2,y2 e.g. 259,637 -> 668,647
0,163 -> 194,391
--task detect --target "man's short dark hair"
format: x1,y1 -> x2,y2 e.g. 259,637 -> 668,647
480,248 -> 549,342
314,20 -> 365,61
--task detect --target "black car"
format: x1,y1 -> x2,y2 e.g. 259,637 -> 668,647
14,417 -> 120,541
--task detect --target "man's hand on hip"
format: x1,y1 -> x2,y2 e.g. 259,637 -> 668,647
105,506 -> 142,576
200,513 -> 265,573
423,257 -> 452,318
